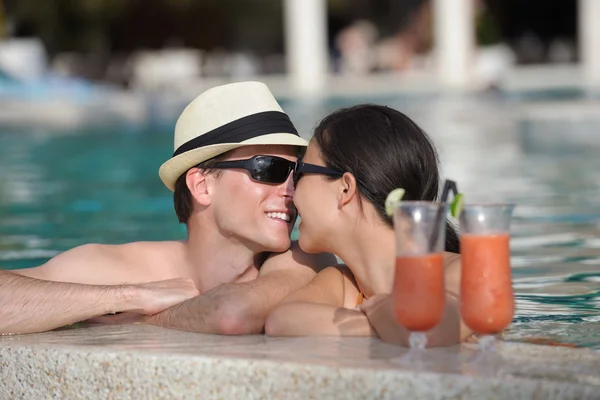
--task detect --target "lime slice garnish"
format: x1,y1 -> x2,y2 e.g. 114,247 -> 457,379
385,188 -> 406,217
450,193 -> 465,218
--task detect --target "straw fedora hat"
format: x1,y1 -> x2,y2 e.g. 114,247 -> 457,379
159,81 -> 308,190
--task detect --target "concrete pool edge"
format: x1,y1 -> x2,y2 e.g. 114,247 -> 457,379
1,325 -> 599,399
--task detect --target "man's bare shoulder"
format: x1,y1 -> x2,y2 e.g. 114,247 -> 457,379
16,241 -> 185,285
261,241 -> 337,275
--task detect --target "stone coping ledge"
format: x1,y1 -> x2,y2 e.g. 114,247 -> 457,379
1,325 -> 599,399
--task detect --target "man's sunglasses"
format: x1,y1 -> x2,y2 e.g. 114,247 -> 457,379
208,155 -> 344,187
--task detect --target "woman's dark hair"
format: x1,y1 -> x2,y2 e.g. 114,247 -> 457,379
313,104 -> 460,253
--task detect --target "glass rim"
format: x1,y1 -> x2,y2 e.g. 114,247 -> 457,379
389,200 -> 448,207
462,203 -> 516,209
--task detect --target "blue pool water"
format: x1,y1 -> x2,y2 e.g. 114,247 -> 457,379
1,92 -> 600,348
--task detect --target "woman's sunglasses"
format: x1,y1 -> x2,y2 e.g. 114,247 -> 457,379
293,156 -> 344,187
208,155 -> 344,187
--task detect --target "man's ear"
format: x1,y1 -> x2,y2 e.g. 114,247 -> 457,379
186,168 -> 212,207
338,172 -> 358,209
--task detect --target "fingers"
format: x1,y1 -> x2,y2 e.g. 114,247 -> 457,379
359,293 -> 391,312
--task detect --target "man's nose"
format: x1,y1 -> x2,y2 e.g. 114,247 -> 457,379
277,172 -> 295,198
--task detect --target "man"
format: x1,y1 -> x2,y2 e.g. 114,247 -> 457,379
1,81 -> 335,335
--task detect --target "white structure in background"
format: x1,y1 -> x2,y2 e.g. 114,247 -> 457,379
283,0 -> 329,97
579,0 -> 600,86
129,49 -> 202,92
432,0 -> 475,88
0,38 -> 47,81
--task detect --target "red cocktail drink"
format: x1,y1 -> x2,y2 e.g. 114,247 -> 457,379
393,253 -> 445,332
460,233 -> 514,334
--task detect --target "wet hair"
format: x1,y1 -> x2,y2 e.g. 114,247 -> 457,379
173,154 -> 227,224
313,104 -> 460,253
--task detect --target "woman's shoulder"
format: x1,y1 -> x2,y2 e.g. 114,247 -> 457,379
315,264 -> 361,308
316,263 -> 354,280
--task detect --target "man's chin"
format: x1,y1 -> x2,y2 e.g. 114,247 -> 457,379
263,237 -> 292,253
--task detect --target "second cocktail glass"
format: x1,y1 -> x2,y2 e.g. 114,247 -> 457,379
459,203 -> 515,352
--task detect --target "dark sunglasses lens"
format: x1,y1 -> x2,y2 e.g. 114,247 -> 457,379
252,157 -> 293,183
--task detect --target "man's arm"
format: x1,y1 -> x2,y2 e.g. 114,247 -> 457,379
1,244 -> 199,334
0,270 -> 128,334
0,270 -> 197,334
147,242 -> 337,334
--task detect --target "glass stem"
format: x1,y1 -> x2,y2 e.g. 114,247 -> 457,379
478,334 -> 496,351
409,332 -> 428,350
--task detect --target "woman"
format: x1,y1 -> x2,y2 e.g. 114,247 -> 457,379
265,104 -> 472,347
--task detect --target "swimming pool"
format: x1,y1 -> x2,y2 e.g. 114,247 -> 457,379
1,91 -> 599,348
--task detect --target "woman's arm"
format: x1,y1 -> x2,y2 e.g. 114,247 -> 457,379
358,292 -> 463,347
265,266 -> 376,337
360,256 -> 472,347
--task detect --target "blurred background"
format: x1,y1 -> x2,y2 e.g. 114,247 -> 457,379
1,0 -> 600,348
0,0 -> 593,125
0,0 -> 585,104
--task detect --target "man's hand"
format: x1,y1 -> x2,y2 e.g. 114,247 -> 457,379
85,278 -> 199,326
128,278 -> 199,315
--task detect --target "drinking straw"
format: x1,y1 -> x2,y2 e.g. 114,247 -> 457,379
441,180 -> 458,203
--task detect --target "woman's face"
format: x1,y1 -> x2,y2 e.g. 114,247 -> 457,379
293,141 -> 340,253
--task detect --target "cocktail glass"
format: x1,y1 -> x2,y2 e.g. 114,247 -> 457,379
392,201 -> 447,355
459,203 -> 515,355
